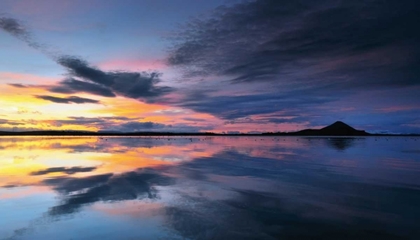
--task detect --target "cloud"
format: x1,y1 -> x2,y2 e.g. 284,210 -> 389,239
49,78 -> 116,97
99,59 -> 166,72
3,9 -> 419,132
183,117 -> 207,122
0,17 -> 173,103
116,121 -> 164,131
172,90 -> 335,120
67,116 -> 135,123
162,0 -> 420,127
104,120 -> 203,133
30,166 -> 97,176
0,119 -> 26,126
46,116 -> 139,129
44,117 -> 204,132
0,17 -> 29,39
53,56 -> 173,102
8,83 -> 29,88
168,0 -> 420,88
0,16 -> 42,49
35,95 -> 100,104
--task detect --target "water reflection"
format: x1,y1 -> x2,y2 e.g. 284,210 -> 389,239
45,169 -> 174,217
0,136 -> 420,239
324,137 -> 358,151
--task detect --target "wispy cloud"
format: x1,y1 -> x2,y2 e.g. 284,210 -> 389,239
169,88 -> 336,122
54,56 -> 173,102
0,118 -> 26,126
30,166 -> 97,176
2,2 -> 420,133
45,116 -> 203,132
49,78 -> 116,97
8,83 -> 29,88
0,16 -> 45,50
168,0 -> 420,87
35,95 -> 100,104
0,16 -> 174,103
0,17 -> 30,40
162,0 -> 420,129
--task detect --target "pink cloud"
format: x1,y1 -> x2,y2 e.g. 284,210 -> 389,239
0,72 -> 57,85
98,59 -> 167,72
377,106 -> 420,113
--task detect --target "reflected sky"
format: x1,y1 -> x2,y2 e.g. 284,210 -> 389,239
1,136 -> 420,239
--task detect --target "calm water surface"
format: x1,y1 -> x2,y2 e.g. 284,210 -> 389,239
0,136 -> 419,239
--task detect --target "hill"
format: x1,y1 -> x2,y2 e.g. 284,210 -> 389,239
295,121 -> 369,136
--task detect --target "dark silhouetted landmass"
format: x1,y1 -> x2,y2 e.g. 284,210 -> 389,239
264,121 -> 419,136
0,121 -> 419,136
261,121 -> 368,136
297,121 -> 369,136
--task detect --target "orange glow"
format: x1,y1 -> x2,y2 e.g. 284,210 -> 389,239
0,77 -> 302,133
0,136 -> 299,193
94,97 -> 163,117
0,136 -> 218,190
0,72 -> 57,85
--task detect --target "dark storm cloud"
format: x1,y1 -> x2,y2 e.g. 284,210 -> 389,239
50,56 -> 173,103
168,0 -> 420,87
30,166 -> 97,176
35,95 -> 99,104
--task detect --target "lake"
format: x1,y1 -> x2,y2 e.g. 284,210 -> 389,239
0,136 -> 419,239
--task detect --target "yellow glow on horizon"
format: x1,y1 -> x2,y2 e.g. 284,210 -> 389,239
0,81 -> 285,133
94,97 -> 163,117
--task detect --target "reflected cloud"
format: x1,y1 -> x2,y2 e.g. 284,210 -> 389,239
43,169 -> 173,216
160,149 -> 420,239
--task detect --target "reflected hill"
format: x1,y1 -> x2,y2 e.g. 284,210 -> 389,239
302,137 -> 360,151
325,137 -> 357,150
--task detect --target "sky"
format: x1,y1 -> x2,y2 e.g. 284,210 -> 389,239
0,0 -> 419,133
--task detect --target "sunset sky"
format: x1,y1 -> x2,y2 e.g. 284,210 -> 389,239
0,0 -> 419,133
